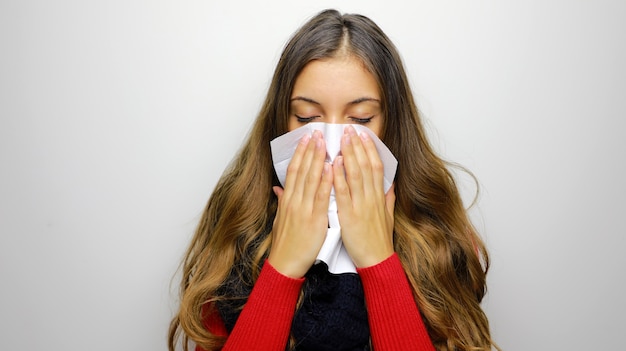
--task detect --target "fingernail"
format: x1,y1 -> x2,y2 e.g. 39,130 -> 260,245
360,132 -> 369,141
301,134 -> 311,144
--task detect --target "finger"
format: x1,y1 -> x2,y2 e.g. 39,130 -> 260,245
302,131 -> 328,202
340,129 -> 364,201
314,162 -> 333,217
346,127 -> 378,197
341,127 -> 362,190
291,132 -> 319,201
283,134 -> 311,193
359,131 -> 385,196
332,156 -> 351,209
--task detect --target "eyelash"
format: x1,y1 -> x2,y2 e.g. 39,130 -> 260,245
349,116 -> 374,124
295,115 -> 320,123
294,115 -> 374,124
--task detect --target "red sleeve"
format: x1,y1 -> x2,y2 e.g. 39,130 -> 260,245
357,253 -> 436,351
197,260 -> 304,351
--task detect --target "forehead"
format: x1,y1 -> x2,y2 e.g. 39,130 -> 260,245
291,56 -> 380,101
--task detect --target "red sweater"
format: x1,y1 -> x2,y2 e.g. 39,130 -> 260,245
198,253 -> 435,351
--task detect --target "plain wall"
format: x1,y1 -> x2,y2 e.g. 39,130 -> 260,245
1,1 -> 624,350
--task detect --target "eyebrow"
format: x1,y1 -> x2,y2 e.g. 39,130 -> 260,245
290,96 -> 381,105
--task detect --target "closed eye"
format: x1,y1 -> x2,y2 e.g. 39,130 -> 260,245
295,115 -> 320,123
349,116 -> 374,124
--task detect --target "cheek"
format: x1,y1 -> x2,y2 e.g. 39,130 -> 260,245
371,120 -> 383,138
287,118 -> 299,132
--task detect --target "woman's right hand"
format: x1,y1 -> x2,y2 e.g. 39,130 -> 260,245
268,130 -> 333,278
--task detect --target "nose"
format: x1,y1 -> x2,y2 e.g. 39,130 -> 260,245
323,113 -> 342,125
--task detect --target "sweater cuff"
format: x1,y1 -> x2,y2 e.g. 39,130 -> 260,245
356,252 -> 400,278
356,253 -> 435,351
261,259 -> 306,286
225,259 -> 304,348
356,252 -> 410,304
244,259 -> 305,319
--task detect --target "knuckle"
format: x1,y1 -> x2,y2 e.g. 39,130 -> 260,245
316,189 -> 330,202
306,166 -> 321,182
371,159 -> 384,173
358,157 -> 372,171
349,170 -> 363,182
286,162 -> 299,175
334,180 -> 349,193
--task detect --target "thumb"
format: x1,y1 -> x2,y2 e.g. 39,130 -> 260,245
273,186 -> 284,201
385,183 -> 396,217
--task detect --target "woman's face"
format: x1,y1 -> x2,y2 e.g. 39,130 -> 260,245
288,56 -> 383,137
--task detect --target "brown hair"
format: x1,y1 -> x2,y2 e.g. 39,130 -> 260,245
169,9 -> 497,351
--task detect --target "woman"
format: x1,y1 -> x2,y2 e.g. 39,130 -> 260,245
169,9 -> 497,351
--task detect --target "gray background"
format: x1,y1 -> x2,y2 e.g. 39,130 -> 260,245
1,1 -> 624,350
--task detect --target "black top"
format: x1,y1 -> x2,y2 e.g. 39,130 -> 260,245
216,261 -> 371,350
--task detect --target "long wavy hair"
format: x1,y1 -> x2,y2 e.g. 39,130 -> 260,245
169,9 -> 497,351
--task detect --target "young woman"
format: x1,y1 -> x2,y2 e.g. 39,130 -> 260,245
169,9 -> 497,351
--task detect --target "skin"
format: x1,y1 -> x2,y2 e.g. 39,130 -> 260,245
269,55 -> 396,278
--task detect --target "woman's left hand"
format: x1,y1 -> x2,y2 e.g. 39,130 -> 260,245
333,125 -> 396,268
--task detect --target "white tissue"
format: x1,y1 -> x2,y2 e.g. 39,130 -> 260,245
270,122 -> 397,274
